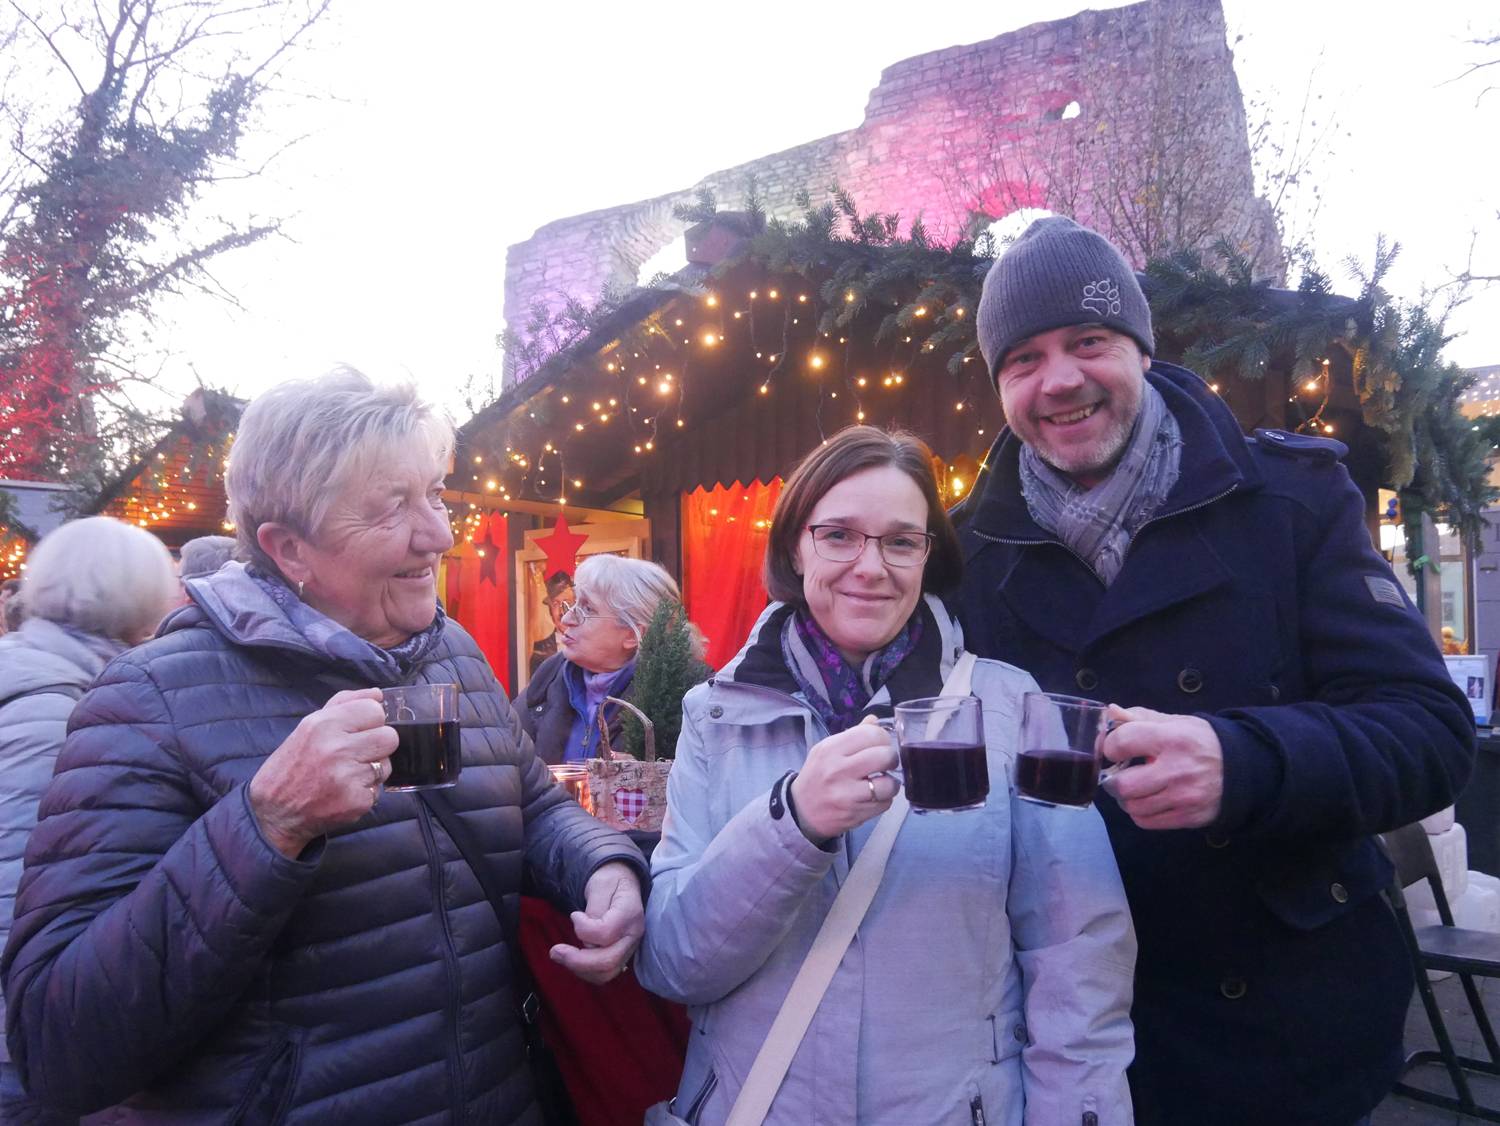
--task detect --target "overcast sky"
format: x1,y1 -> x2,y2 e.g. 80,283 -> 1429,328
148,0 -> 1500,416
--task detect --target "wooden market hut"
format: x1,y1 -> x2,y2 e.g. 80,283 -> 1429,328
451,219 -> 1383,681
89,388 -> 243,549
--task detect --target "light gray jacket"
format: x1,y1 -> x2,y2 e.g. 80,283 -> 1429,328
0,618 -> 117,1064
636,597 -> 1135,1125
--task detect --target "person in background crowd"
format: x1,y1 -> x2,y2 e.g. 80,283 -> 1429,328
517,555 -> 706,766
637,426 -> 1135,1124
167,534 -> 239,611
1,367 -> 648,1124
177,534 -> 237,583
531,571 -> 574,676
954,216 -> 1475,1126
0,582 -> 20,637
514,555 -> 707,1126
0,517 -> 177,1125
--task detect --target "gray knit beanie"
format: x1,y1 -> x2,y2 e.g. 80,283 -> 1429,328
976,217 -> 1154,382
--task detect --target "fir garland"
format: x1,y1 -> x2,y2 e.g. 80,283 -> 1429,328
489,185 -> 1496,559
721,189 -> 1497,553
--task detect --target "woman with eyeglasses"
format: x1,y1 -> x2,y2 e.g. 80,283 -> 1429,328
516,554 -> 707,765
635,426 -> 1136,1125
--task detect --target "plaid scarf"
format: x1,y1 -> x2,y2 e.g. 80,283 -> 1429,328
1019,382 -> 1182,586
782,608 -> 922,734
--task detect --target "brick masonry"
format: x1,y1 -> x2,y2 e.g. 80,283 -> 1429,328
503,0 -> 1277,385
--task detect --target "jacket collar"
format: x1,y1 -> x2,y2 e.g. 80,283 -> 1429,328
710,594 -> 962,723
958,361 -> 1263,548
0,617 -> 119,704
175,561 -> 445,688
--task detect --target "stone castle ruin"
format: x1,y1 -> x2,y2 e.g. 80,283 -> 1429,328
504,0 -> 1278,379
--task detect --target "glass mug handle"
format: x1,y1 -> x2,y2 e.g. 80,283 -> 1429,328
871,716 -> 904,787
1096,710 -> 1146,784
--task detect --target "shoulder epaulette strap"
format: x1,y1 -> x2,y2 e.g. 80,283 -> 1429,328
1249,428 -> 1347,463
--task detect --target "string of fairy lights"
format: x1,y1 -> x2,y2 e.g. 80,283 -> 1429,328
456,280 -> 1001,536
1289,357 -> 1337,436
106,441 -> 236,533
0,290 -> 1417,579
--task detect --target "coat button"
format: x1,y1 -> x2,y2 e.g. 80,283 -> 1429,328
1075,668 -> 1099,692
1013,1022 -> 1026,1042
1268,683 -> 1281,702
708,705 -> 724,719
1205,833 -> 1230,849
533,704 -> 545,713
1177,667 -> 1204,694
1331,882 -> 1349,904
1220,976 -> 1247,1000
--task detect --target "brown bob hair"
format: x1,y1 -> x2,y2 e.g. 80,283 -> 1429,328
764,426 -> 964,606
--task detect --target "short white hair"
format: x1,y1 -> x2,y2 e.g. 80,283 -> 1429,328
573,554 -> 703,658
226,366 -> 453,575
177,534 -> 238,580
21,517 -> 177,643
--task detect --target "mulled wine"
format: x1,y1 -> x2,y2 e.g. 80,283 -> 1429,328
387,720 -> 462,791
899,740 -> 989,812
1015,748 -> 1097,807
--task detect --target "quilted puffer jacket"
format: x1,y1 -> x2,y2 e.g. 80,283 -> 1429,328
1,563 -> 647,1124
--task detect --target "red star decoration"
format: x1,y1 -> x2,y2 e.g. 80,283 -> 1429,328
477,525 -> 500,586
534,514 -> 589,580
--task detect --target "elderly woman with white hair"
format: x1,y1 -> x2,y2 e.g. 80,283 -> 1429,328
517,554 -> 707,766
0,517 -> 177,1125
2,368 -> 649,1124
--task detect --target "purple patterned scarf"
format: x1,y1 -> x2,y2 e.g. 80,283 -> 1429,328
783,609 -> 922,734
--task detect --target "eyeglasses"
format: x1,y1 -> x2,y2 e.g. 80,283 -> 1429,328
805,524 -> 934,568
557,599 -> 601,624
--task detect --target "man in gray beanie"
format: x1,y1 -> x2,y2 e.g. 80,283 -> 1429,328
953,216 -> 1473,1126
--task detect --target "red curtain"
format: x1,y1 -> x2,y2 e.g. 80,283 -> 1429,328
681,479 -> 782,670
444,511 -> 511,693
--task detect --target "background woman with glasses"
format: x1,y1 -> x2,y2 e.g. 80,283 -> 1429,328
636,425 -> 1136,1125
516,554 -> 706,766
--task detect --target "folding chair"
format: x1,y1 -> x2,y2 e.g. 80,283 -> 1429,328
1380,820 -> 1500,1121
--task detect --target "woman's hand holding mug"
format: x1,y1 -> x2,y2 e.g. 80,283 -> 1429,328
249,687 -> 398,858
788,716 -> 900,845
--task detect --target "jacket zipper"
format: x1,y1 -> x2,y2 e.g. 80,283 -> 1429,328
417,804 -> 468,1125
683,1070 -> 719,1124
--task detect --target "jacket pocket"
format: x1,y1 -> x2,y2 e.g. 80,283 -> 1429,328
1253,837 -> 1382,931
229,1028 -> 305,1126
988,1011 -> 1024,1064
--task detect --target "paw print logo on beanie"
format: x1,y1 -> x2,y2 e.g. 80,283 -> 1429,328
1081,279 -> 1121,318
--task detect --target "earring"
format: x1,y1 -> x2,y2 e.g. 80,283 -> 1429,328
297,579 -> 306,598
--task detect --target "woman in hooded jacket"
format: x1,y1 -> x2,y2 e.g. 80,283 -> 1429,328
636,426 -> 1137,1125
0,516 -> 178,1123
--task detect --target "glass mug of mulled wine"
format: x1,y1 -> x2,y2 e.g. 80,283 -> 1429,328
1015,691 -> 1121,808
882,695 -> 989,813
381,683 -> 462,791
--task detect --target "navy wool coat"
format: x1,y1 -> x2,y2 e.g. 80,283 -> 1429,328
1,569 -> 646,1124
955,362 -> 1475,1126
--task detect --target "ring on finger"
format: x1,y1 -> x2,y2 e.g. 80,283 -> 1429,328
369,760 -> 383,789
866,776 -> 878,802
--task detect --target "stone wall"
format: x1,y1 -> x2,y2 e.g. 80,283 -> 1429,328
503,0 -> 1277,384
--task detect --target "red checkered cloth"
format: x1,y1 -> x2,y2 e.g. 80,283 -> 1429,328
519,896 -> 690,1126
611,787 -> 648,826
